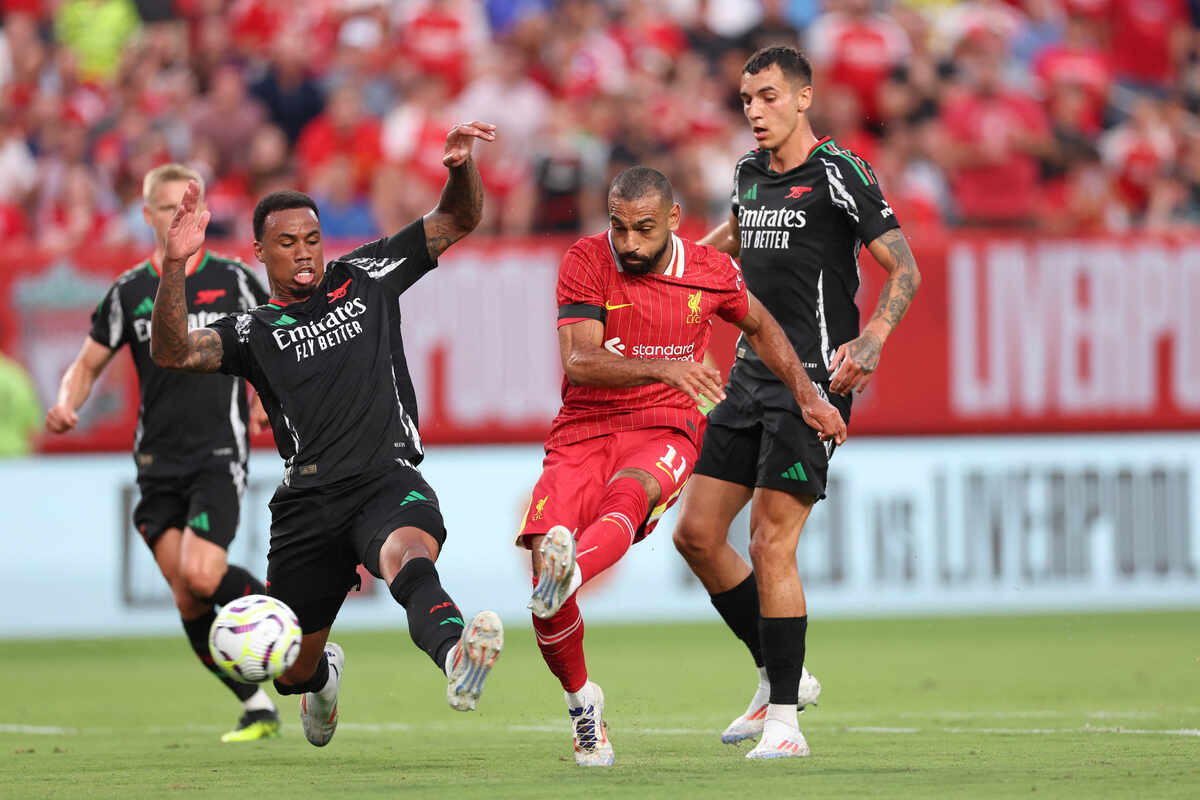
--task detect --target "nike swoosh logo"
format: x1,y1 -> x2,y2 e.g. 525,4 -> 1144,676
604,302 -> 633,311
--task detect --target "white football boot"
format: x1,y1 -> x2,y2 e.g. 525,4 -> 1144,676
746,716 -> 811,759
529,525 -> 577,620
300,643 -> 344,747
721,666 -> 821,744
446,610 -> 504,711
567,681 -> 614,767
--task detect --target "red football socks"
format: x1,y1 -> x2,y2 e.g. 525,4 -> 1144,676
532,593 -> 588,692
574,476 -> 651,584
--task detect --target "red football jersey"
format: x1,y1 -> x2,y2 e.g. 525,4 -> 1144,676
549,231 -> 750,449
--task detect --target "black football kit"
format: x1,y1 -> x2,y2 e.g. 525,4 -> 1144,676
208,220 -> 447,632
90,251 -> 268,545
695,137 -> 901,498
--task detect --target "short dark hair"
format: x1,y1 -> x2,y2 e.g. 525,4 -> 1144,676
743,46 -> 813,88
253,190 -> 320,240
609,166 -> 674,206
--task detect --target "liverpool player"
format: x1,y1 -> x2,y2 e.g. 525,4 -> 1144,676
519,166 -> 845,767
149,122 -> 504,747
45,164 -> 280,742
673,46 -> 921,759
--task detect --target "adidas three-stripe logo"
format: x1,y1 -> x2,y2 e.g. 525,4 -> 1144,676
401,490 -> 428,506
781,462 -> 807,481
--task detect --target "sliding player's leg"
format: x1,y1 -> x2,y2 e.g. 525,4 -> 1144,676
356,464 -> 503,712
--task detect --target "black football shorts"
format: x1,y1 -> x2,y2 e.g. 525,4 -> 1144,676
265,463 -> 446,633
134,462 -> 245,549
694,368 -> 851,500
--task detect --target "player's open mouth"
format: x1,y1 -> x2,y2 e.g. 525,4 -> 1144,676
295,267 -> 316,285
752,127 -> 769,140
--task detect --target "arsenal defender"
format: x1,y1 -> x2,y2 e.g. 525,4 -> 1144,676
518,166 -> 845,767
150,122 -> 505,748
674,46 -> 921,760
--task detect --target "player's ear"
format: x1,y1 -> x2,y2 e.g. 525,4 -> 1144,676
796,83 -> 813,114
668,202 -> 681,232
253,240 -> 265,265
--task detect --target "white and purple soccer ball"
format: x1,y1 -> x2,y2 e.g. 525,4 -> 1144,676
208,595 -> 302,683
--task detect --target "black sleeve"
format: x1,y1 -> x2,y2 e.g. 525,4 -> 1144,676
206,314 -> 253,378
336,219 -> 438,296
88,283 -> 128,350
834,154 -> 901,245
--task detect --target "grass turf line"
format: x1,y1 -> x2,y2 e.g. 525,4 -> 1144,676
2,611 -> 1197,798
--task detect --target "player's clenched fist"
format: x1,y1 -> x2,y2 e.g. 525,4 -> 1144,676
655,360 -> 727,408
799,396 -> 847,445
44,404 -> 78,433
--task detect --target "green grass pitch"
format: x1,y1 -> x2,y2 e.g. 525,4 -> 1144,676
2,611 -> 1197,798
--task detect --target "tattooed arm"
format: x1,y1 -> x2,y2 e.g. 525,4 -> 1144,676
828,228 -> 921,395
150,180 -> 224,373
422,121 -> 494,261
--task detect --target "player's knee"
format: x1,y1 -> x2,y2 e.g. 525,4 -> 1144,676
672,519 -> 715,563
170,577 -> 207,617
377,530 -> 437,584
180,559 -> 223,600
747,522 -> 796,569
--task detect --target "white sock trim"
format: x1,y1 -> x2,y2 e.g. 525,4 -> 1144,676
566,566 -> 582,597
242,688 -> 274,713
565,680 -> 594,709
766,703 -> 799,727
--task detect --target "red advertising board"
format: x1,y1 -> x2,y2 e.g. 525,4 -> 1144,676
3,231 -> 1198,454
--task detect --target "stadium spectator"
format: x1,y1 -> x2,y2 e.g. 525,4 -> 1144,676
189,62 -> 268,174
938,28 -> 1052,225
0,348 -> 39,457
53,0 -> 142,82
295,82 -> 381,196
806,0 -> 911,126
249,31 -> 325,143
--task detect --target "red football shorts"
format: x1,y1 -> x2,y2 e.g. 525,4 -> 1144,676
516,427 -> 698,548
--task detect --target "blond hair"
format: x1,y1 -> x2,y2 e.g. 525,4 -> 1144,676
142,163 -> 204,204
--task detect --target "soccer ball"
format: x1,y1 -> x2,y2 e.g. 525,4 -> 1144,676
208,595 -> 302,683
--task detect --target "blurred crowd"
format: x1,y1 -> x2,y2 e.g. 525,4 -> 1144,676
1,0 -> 1200,253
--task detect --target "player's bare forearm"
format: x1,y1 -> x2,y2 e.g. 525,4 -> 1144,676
698,213 -> 740,257
736,294 -> 815,405
562,341 -> 661,388
559,319 -> 724,403
423,157 -> 483,260
57,340 -> 112,411
863,228 -> 921,344
829,229 -> 921,395
46,338 -> 115,432
150,258 -> 223,372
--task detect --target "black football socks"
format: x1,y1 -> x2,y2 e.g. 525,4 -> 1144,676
388,558 -> 465,672
204,564 -> 267,606
710,573 -> 765,667
182,609 -> 258,701
759,615 -> 808,705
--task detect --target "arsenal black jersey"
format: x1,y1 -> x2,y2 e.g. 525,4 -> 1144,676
89,251 -> 269,476
208,220 -> 435,489
731,137 -> 900,383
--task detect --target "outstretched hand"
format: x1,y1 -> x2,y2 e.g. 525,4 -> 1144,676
164,180 -> 210,264
443,121 -> 497,168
